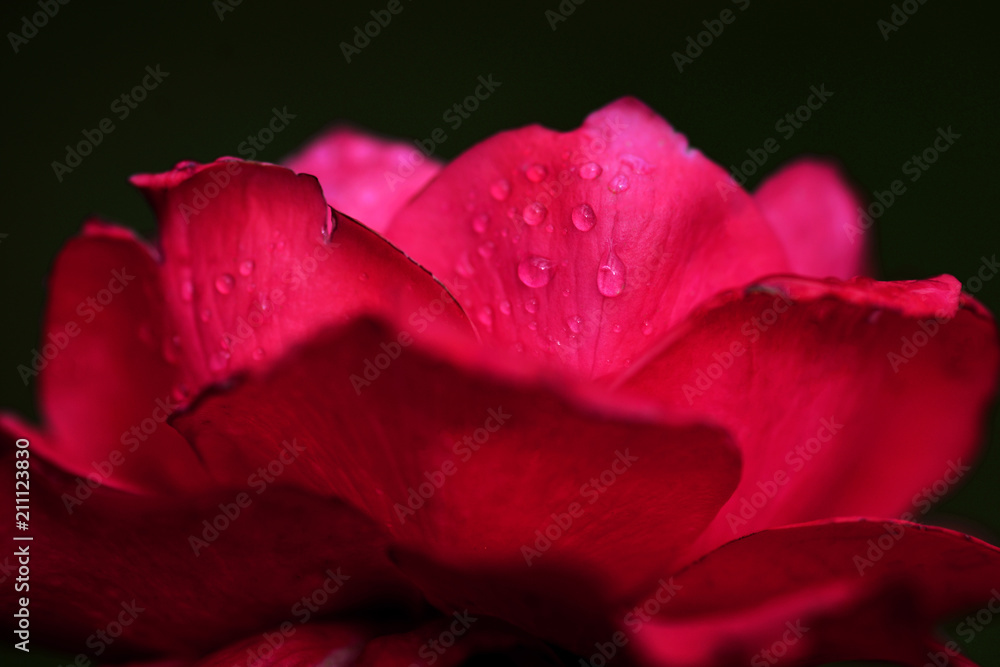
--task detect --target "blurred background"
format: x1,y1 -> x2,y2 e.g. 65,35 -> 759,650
1,1 -> 997,664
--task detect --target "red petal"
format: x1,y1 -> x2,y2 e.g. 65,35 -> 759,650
754,158 -> 871,279
616,275 -> 998,558
283,127 -> 443,233
385,98 -> 790,378
0,450 -> 420,660
12,222 -> 209,494
630,519 -> 1000,667
171,317 -> 742,647
131,160 -> 473,393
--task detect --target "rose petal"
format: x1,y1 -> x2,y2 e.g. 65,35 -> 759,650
615,275 -> 998,558
9,221 -> 209,494
171,316 -> 742,648
630,519 -> 1000,667
0,450 -> 420,660
130,160 -> 473,394
283,127 -> 443,233
385,97 -> 790,378
754,158 -> 870,279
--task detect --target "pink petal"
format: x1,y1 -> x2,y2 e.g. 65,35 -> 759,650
616,275 -> 998,558
385,98 -> 790,378
754,158 -> 871,279
9,221 -> 209,494
283,127 -> 443,233
630,519 -> 1000,667
171,316 -> 742,650
131,159 -> 473,394
0,449 -> 421,660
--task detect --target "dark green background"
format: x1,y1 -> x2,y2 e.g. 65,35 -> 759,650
1,1 -> 997,665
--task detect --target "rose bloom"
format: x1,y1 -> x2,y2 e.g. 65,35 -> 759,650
4,99 -> 999,667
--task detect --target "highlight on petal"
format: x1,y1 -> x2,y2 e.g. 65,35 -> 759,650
629,519 -> 1000,667
131,159 -> 474,395
0,451 -> 421,660
754,158 -> 871,279
171,316 -> 742,651
385,97 -> 791,379
283,127 -> 443,233
616,274 -> 998,558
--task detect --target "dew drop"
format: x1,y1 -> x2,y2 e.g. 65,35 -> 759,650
597,247 -> 627,297
579,162 -> 602,180
239,259 -> 255,276
608,173 -> 630,194
621,153 -> 654,174
252,347 -> 266,361
359,272 -> 369,281
528,321 -> 538,331
567,315 -> 582,333
477,241 -> 496,258
200,308 -> 212,322
489,179 -> 511,201
163,334 -> 181,364
472,213 -> 490,234
321,208 -> 337,241
642,320 -> 654,336
499,300 -> 512,315
455,251 -> 476,277
208,350 -> 230,372
544,224 -> 554,233
171,383 -> 190,402
571,203 -> 597,231
525,298 -> 539,314
180,280 -> 194,302
525,164 -> 547,183
477,306 -> 494,330
613,324 -> 622,333
215,273 -> 235,295
518,256 -> 554,288
523,201 -> 547,226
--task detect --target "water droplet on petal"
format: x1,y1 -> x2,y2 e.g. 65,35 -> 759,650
571,203 -> 597,231
321,208 -> 337,241
597,247 -> 626,297
523,202 -> 547,226
239,259 -> 255,276
163,334 -> 181,364
477,306 -> 494,330
359,272 -> 369,281
642,320 -> 654,336
175,160 -> 198,172
252,347 -> 266,361
567,315 -> 582,333
525,298 -> 538,314
621,154 -> 654,174
200,308 -> 212,322
525,164 -> 547,182
472,213 -> 490,234
489,179 -> 511,201
613,324 -> 622,333
477,241 -> 496,258
579,162 -> 602,180
171,383 -> 190,402
209,350 -> 231,372
499,300 -> 512,315
518,256 -> 554,288
215,274 -> 235,295
180,280 -> 194,302
455,251 -> 476,277
528,321 -> 538,331
608,173 -> 630,194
